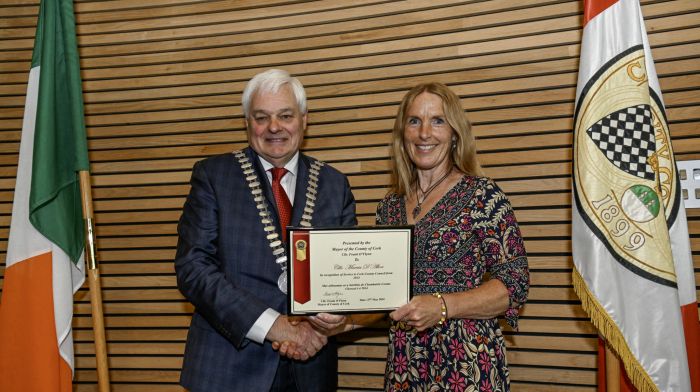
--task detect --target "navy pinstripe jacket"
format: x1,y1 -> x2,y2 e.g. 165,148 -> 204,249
175,147 -> 357,391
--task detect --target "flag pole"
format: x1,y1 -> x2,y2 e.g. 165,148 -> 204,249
79,171 -> 111,392
605,343 -> 621,392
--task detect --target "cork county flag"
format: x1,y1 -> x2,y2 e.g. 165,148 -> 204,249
0,0 -> 89,390
572,0 -> 700,391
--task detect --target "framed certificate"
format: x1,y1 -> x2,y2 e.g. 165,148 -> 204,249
286,226 -> 413,315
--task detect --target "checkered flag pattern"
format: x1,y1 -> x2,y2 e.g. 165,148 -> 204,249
586,104 -> 656,180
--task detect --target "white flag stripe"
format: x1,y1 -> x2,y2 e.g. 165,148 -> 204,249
6,67 -> 51,267
6,65 -> 85,373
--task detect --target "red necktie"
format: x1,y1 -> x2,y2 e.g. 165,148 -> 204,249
270,167 -> 292,243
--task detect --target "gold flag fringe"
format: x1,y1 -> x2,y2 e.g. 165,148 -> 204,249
572,268 -> 658,392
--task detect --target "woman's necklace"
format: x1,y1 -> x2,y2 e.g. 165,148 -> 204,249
412,167 -> 452,219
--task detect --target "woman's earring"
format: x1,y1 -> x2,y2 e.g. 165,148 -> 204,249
451,137 -> 457,150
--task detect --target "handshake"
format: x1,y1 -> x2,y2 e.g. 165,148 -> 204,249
266,313 -> 349,361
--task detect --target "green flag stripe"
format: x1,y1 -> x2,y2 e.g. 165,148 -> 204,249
28,0 -> 89,264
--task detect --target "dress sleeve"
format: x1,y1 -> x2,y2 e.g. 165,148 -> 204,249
375,197 -> 389,225
476,179 -> 530,330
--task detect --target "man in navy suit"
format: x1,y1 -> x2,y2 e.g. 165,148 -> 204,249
175,69 -> 357,391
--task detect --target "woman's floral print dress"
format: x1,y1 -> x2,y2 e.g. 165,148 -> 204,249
377,176 -> 529,392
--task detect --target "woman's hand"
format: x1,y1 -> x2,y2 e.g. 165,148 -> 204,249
306,313 -> 349,336
389,295 -> 443,331
285,313 -> 350,336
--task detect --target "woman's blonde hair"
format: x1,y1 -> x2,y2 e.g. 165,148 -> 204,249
390,82 -> 483,195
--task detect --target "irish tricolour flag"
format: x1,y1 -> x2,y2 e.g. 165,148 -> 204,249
0,0 -> 89,390
572,0 -> 700,391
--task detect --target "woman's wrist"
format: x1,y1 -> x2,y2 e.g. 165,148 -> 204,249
441,294 -> 449,320
432,292 -> 448,325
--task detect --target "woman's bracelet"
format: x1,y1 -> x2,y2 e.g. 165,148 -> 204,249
433,292 -> 448,325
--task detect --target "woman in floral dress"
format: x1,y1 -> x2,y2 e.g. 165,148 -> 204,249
378,83 -> 529,391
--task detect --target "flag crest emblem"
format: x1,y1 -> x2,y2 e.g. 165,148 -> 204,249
574,47 -> 681,286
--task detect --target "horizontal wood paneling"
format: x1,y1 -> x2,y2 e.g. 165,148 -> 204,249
1,0 -> 698,391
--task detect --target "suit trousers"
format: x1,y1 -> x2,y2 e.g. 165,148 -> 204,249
270,357 -> 299,392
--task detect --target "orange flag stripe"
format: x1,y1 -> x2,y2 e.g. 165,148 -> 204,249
0,252 -> 72,392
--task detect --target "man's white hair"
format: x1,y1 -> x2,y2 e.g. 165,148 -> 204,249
241,69 -> 307,117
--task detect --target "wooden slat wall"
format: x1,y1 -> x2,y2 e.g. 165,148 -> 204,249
1,0 -> 698,390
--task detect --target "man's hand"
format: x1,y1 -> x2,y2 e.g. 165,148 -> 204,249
267,316 -> 327,361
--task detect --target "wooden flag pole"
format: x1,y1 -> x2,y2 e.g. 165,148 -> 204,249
605,343 -> 621,392
79,171 -> 111,392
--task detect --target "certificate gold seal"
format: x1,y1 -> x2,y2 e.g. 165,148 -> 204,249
295,240 -> 307,261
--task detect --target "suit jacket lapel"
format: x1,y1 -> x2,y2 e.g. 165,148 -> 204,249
246,147 -> 280,226
291,154 -> 310,226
